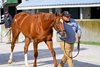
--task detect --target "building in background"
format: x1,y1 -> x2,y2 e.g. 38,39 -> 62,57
1,0 -> 22,17
0,0 -> 2,22
0,0 -> 2,42
16,0 -> 100,19
16,0 -> 100,42
0,0 -> 100,42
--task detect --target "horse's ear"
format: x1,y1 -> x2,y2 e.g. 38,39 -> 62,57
55,11 -> 63,17
55,12 -> 63,17
59,13 -> 63,17
55,12 -> 58,16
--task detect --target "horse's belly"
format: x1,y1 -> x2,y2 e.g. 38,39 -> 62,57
35,32 -> 52,42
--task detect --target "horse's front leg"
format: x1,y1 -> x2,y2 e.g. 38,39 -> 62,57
33,39 -> 38,67
45,41 -> 58,67
8,31 -> 20,64
24,37 -> 30,67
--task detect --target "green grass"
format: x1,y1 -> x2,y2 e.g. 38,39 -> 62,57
80,41 -> 100,46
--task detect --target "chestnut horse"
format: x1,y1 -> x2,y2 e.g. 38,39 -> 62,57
8,12 -> 64,67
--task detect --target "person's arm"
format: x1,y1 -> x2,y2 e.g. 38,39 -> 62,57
7,15 -> 12,23
76,23 -> 82,40
4,15 -> 7,22
9,15 -> 12,22
70,18 -> 82,38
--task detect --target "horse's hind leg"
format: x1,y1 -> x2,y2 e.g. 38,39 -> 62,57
24,37 -> 30,67
45,41 -> 58,67
8,30 -> 20,64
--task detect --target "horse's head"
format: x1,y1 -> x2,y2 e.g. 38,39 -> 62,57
53,13 -> 65,35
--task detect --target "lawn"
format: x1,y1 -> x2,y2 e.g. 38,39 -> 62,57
80,41 -> 100,46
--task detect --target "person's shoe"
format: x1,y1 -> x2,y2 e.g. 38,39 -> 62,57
58,64 -> 63,67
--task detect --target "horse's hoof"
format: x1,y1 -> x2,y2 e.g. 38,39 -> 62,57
34,65 -> 37,67
54,65 -> 58,67
58,64 -> 62,67
8,59 -> 12,64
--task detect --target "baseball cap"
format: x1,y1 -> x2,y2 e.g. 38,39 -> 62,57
63,11 -> 71,17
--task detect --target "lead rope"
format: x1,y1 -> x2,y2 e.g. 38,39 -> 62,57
1,28 -> 11,38
64,37 -> 80,58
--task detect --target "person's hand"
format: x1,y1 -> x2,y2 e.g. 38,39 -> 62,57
78,36 -> 81,40
7,17 -> 10,20
76,34 -> 81,41
59,31 -> 66,40
78,36 -> 81,41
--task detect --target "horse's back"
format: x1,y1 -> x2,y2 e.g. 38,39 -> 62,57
12,12 -> 31,29
12,12 -> 54,40
12,12 -> 30,25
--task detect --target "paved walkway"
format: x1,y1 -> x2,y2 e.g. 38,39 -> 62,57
0,42 -> 100,67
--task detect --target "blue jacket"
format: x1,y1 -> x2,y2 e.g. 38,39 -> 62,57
4,14 -> 12,28
61,18 -> 81,43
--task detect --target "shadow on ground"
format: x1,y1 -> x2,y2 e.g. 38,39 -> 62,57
10,59 -> 100,67
0,47 -> 99,67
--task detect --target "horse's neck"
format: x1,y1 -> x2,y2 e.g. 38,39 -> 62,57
33,13 -> 55,33
42,14 -> 55,30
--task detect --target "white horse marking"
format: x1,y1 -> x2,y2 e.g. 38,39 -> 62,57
60,19 -> 63,23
